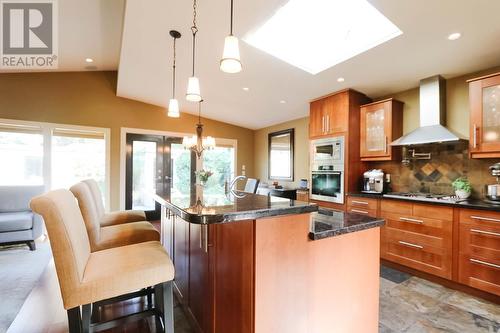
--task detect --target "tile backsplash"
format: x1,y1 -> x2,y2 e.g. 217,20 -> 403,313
367,142 -> 498,199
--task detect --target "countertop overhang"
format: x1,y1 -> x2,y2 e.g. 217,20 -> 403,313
154,189 -> 318,224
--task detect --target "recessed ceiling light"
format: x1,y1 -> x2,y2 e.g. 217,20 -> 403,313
244,0 -> 402,75
280,100 -> 286,104
242,87 -> 250,91
337,77 -> 345,82
447,32 -> 461,41
85,58 -> 94,63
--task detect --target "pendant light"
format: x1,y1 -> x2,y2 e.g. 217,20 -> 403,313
183,99 -> 215,158
168,30 -> 181,118
220,0 -> 242,73
186,0 -> 202,102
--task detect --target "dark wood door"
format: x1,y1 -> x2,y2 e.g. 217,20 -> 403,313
125,134 -> 181,220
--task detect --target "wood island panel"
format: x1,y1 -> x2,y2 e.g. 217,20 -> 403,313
254,214 -> 380,333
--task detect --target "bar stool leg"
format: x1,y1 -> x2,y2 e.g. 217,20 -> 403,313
162,281 -> 174,333
67,307 -> 82,333
81,304 -> 91,333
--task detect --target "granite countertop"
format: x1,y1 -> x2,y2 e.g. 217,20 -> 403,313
348,192 -> 500,212
309,208 -> 385,240
154,184 -> 317,224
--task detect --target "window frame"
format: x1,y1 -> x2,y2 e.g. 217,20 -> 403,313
0,118 -> 111,210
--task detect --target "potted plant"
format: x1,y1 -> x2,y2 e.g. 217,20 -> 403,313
196,169 -> 213,186
452,177 -> 472,199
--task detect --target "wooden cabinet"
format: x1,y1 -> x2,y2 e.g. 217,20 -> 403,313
309,90 -> 352,138
173,215 -> 190,304
468,72 -> 500,158
380,200 -> 453,279
346,196 -> 379,217
458,209 -> 500,296
360,98 -> 403,161
163,213 -> 254,333
296,189 -> 309,202
309,99 -> 325,138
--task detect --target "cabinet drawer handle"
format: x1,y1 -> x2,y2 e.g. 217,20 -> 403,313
351,209 -> 368,214
398,240 -> 423,249
470,229 -> 500,237
471,215 -> 500,223
399,217 -> 424,224
384,136 -> 388,154
470,258 -> 500,270
352,200 -> 369,205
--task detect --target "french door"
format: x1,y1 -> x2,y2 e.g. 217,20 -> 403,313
125,133 -> 189,220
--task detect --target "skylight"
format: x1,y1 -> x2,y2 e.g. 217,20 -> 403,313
244,0 -> 402,75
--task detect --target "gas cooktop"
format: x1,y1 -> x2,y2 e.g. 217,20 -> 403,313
383,192 -> 466,204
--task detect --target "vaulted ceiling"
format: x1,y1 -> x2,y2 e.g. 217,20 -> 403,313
2,0 -> 500,130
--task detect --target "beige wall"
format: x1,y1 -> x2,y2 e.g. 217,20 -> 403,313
253,66 -> 500,188
253,117 -> 309,188
0,71 -> 254,210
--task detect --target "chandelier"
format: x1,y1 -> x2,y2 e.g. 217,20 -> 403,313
183,100 -> 215,158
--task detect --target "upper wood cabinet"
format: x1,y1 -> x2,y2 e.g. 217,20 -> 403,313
360,98 -> 403,161
468,72 -> 500,158
309,91 -> 349,138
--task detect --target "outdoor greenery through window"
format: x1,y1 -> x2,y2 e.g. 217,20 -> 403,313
202,146 -> 235,196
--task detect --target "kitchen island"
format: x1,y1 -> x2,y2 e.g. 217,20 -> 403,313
154,185 -> 384,333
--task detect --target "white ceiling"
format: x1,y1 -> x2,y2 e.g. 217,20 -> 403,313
117,0 -> 500,129
0,0 -> 124,73
2,0 -> 500,130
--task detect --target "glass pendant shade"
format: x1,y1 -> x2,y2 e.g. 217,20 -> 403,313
167,98 -> 180,118
186,76 -> 202,102
220,35 -> 242,73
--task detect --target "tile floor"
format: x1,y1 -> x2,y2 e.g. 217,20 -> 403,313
175,266 -> 500,333
379,266 -> 500,333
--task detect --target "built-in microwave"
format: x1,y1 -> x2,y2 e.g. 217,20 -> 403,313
310,136 -> 345,204
311,137 -> 344,164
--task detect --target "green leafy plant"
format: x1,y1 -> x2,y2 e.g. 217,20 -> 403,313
196,169 -> 213,183
452,177 -> 471,193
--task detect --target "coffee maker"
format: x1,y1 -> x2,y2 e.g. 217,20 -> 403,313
362,169 -> 385,194
485,163 -> 500,204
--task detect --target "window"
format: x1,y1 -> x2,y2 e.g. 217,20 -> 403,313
202,145 -> 236,196
0,119 -> 110,208
51,129 -> 106,196
0,126 -> 43,185
131,140 -> 157,211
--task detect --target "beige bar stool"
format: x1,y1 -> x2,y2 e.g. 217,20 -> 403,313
70,182 -> 159,252
30,189 -> 175,333
82,179 -> 146,227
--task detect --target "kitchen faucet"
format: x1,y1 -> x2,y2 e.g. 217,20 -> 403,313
229,175 -> 247,191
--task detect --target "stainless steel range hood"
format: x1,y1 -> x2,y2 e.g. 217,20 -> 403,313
390,75 -> 466,146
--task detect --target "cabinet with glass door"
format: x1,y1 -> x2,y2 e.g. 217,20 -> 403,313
360,98 -> 403,161
468,72 -> 500,158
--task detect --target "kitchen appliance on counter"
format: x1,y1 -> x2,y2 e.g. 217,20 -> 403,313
485,162 -> 500,204
362,169 -> 385,194
310,136 -> 345,204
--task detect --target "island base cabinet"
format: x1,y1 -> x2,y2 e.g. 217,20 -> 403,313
254,215 -> 381,333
